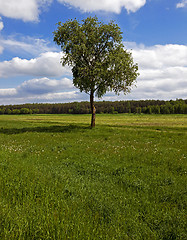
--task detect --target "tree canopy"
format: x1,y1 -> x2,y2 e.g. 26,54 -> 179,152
53,16 -> 139,127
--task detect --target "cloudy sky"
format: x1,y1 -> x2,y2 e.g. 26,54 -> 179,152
0,0 -> 186,105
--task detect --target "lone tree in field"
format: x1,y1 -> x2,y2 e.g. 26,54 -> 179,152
53,16 -> 139,127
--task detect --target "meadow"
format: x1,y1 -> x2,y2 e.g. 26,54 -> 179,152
0,114 -> 186,239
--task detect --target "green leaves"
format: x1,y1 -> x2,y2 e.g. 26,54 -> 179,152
53,16 -> 139,98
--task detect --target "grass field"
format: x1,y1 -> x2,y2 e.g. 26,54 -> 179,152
0,114 -> 186,239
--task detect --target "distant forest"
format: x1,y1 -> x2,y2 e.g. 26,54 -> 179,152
0,99 -> 187,115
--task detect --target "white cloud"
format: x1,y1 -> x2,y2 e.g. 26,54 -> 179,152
0,17 -> 4,54
17,77 -> 73,95
0,36 -> 58,57
0,88 -> 17,97
0,52 -> 71,78
0,0 -> 146,23
0,17 -> 3,31
176,0 -> 187,8
57,0 -> 146,13
0,46 -> 3,54
126,43 -> 187,69
122,43 -> 187,100
0,89 -> 78,105
0,0 -> 53,22
0,43 -> 187,104
0,77 -> 77,104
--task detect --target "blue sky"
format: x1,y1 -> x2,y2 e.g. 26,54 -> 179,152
0,0 -> 186,105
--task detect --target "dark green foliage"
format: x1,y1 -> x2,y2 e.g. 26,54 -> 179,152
20,108 -> 32,114
0,99 -> 186,115
53,16 -> 138,98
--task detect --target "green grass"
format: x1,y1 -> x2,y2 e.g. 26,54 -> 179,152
0,114 -> 186,239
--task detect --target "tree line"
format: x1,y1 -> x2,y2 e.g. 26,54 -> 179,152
0,99 -> 186,115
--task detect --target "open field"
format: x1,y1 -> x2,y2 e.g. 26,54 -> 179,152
0,114 -> 186,239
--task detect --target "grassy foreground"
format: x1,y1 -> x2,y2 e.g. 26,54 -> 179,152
0,114 -> 186,239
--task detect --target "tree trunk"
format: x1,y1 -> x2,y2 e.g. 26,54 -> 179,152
90,91 -> 96,128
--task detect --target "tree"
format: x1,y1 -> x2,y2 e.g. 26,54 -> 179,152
20,108 -> 31,114
53,16 -> 139,127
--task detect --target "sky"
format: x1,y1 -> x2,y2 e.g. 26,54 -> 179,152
0,0 -> 186,105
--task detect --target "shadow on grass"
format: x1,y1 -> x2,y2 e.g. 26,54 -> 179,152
0,124 -> 90,135
106,124 -> 186,133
